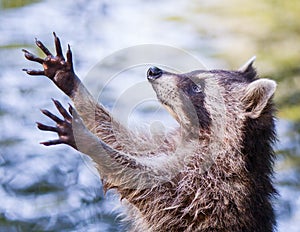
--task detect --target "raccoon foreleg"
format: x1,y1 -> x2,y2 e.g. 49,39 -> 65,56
23,33 -> 126,147
38,100 -> 173,191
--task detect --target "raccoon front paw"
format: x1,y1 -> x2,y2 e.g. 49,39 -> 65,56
37,99 -> 77,150
22,32 -> 79,96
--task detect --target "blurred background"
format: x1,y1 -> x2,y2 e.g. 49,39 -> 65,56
0,0 -> 299,231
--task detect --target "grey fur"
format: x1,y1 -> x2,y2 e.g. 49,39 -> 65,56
70,64 -> 277,232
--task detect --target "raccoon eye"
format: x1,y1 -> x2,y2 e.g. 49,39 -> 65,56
192,84 -> 202,93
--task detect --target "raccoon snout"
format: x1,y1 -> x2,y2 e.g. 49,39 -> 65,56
147,66 -> 163,81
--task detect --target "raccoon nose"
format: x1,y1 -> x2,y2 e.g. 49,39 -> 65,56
147,66 -> 163,81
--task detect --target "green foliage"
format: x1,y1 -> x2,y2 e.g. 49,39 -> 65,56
0,0 -> 40,9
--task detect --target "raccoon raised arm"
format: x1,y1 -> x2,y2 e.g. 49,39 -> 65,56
23,33 -> 133,150
37,99 -> 184,191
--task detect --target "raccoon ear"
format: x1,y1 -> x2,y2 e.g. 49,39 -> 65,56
238,56 -> 256,73
242,79 -> 276,119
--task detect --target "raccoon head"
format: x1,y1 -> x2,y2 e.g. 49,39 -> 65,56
147,66 -> 210,137
147,57 -> 276,140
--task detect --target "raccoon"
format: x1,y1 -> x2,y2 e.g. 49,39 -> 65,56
23,33 -> 277,232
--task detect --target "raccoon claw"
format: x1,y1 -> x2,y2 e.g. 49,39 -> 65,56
38,99 -> 77,150
40,139 -> 63,146
36,122 -> 59,132
22,68 -> 45,76
53,32 -> 63,58
35,37 -> 53,56
68,103 -> 74,116
23,33 -> 78,96
51,98 -> 72,122
22,49 -> 44,64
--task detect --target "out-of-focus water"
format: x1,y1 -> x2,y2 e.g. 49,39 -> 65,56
0,0 -> 299,231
